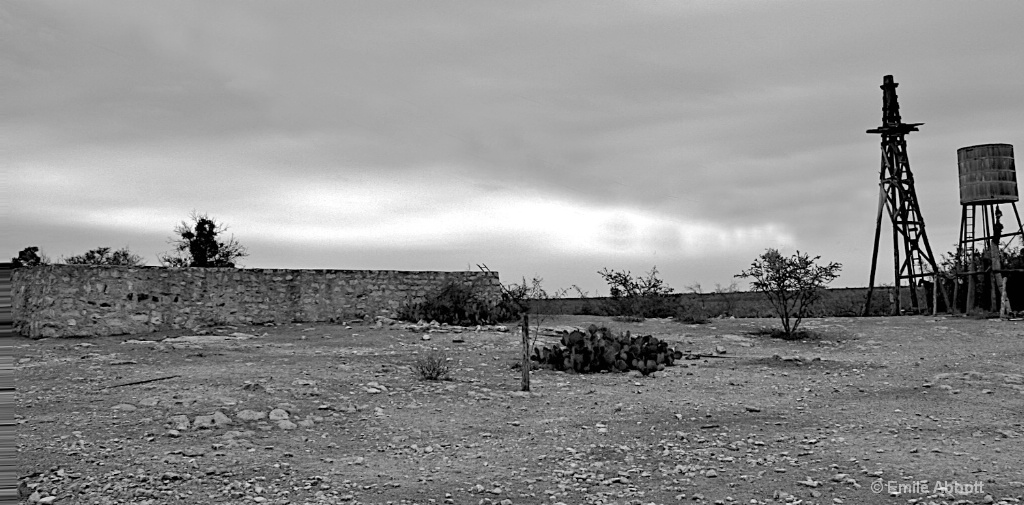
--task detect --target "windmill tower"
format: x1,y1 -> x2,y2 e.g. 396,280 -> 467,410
863,75 -> 942,316
954,143 -> 1022,316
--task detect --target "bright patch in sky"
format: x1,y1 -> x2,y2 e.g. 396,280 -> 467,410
257,171 -> 795,257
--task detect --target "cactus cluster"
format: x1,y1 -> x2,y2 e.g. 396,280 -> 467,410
531,324 -> 683,375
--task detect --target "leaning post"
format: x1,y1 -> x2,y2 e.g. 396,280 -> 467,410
521,313 -> 530,391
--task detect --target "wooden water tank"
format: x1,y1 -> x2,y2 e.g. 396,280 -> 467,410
958,143 -> 1017,205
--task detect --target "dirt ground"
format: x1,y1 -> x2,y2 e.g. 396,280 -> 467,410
14,315 -> 1024,505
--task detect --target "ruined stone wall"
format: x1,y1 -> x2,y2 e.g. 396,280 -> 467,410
12,265 -> 501,338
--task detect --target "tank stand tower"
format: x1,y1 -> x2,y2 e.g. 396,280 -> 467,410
954,144 -> 1021,317
863,75 -> 944,316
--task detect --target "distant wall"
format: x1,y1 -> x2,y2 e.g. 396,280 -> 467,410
529,286 -> 924,318
12,265 -> 501,338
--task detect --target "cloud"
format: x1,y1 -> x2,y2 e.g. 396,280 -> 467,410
4,1 -> 1023,293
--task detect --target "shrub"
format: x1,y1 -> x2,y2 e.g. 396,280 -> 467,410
491,277 -> 538,322
414,350 -> 453,381
598,266 -> 676,320
675,304 -> 710,324
63,246 -> 144,266
398,281 -> 500,325
12,246 -> 50,268
159,211 -> 248,267
736,249 -> 841,337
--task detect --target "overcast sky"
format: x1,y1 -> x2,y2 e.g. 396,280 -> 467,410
5,1 -> 1023,295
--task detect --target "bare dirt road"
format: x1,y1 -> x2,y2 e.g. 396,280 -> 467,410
14,315 -> 1024,505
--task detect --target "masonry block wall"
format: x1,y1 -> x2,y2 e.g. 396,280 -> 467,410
12,265 -> 502,338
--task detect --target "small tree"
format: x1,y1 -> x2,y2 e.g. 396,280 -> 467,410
735,249 -> 841,336
598,266 -> 675,319
12,246 -> 50,268
159,211 -> 248,267
63,246 -> 144,266
713,281 -> 739,317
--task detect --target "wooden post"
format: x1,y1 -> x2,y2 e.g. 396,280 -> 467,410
1000,275 -> 1011,318
521,313 -> 530,392
990,236 -> 1009,318
891,185 -> 902,316
952,274 -> 960,315
933,273 -> 939,316
864,180 -> 887,316
966,258 -> 976,315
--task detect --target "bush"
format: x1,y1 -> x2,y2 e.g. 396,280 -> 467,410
159,211 -> 248,267
598,266 -> 677,320
398,281 -> 503,326
63,246 -> 144,266
736,249 -> 841,337
414,350 -> 453,381
492,277 -> 537,322
12,246 -> 50,268
674,303 -> 710,324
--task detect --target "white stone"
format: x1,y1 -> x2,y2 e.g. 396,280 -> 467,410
237,409 -> 267,421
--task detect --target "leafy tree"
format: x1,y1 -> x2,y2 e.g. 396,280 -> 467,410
735,249 -> 841,336
12,246 -> 50,268
63,246 -> 143,266
598,266 -> 675,320
158,212 -> 248,267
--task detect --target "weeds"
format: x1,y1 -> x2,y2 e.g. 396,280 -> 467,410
414,350 -> 453,381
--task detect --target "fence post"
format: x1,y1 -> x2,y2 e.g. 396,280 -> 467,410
521,314 -> 530,391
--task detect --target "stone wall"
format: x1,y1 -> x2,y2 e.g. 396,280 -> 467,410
528,287 -> 912,318
12,265 -> 501,338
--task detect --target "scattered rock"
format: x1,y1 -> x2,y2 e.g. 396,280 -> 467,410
268,408 -> 290,421
168,415 -> 190,431
237,409 -> 267,421
212,410 -> 233,426
192,415 -> 217,430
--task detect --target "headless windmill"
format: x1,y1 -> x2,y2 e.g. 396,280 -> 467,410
863,75 -> 943,316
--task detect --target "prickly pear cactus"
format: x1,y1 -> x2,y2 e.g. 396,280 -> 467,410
531,324 -> 683,376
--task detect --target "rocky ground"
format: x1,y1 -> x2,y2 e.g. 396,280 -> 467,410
13,315 -> 1024,505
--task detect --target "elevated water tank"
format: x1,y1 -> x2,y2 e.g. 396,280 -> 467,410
958,143 -> 1017,205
